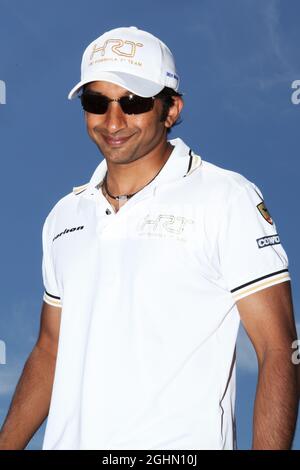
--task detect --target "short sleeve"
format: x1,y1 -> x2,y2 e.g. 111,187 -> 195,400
218,181 -> 290,301
42,216 -> 62,308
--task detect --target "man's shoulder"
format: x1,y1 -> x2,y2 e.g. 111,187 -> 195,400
43,182 -> 90,226
47,191 -> 77,216
198,159 -> 259,198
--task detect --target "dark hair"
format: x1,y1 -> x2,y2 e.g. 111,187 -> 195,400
155,86 -> 183,134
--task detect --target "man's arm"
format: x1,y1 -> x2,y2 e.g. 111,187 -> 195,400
237,281 -> 299,450
0,302 -> 61,450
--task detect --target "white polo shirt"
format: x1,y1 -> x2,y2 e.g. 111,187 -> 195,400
41,137 -> 290,450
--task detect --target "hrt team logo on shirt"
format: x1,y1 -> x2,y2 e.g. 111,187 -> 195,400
138,214 -> 195,242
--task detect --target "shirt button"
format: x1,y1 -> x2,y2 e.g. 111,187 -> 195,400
105,208 -> 112,215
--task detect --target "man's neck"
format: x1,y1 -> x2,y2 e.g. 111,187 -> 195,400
102,140 -> 174,203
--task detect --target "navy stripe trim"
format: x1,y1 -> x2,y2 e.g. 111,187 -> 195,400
230,269 -> 289,293
183,149 -> 193,177
45,290 -> 61,300
75,188 -> 87,195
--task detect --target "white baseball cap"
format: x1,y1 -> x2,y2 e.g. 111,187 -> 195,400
68,26 -> 180,99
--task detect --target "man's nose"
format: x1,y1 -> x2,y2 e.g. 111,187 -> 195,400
104,101 -> 127,133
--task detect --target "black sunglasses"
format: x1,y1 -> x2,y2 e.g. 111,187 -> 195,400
79,90 -> 156,115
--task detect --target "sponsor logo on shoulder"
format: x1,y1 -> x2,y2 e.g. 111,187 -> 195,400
53,226 -> 84,242
257,201 -> 273,225
256,234 -> 280,249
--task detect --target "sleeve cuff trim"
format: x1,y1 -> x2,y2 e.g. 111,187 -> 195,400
232,272 -> 290,301
230,268 -> 289,293
44,291 -> 62,307
45,290 -> 60,300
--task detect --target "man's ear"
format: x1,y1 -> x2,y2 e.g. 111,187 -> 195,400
164,96 -> 184,130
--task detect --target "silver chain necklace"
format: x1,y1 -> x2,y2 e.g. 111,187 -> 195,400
102,163 -> 166,201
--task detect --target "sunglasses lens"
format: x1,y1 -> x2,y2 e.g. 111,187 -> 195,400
120,95 -> 154,114
80,92 -> 155,115
80,93 -> 108,114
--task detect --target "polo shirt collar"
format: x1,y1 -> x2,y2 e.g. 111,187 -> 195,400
81,138 -> 201,200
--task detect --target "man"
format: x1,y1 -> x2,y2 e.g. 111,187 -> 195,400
0,26 -> 298,450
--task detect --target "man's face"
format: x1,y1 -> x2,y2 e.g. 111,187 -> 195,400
83,81 -> 173,165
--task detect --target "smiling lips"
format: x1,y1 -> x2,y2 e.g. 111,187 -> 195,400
103,135 -> 132,146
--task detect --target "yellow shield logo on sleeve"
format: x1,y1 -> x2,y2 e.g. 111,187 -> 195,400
257,202 -> 273,225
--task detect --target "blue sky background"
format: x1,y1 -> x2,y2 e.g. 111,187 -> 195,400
0,0 -> 299,450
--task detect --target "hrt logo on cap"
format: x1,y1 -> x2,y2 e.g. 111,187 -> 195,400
90,39 -> 144,61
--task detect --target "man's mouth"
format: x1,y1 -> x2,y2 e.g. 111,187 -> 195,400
103,135 -> 133,147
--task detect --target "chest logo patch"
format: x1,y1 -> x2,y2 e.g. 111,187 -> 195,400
137,214 -> 194,242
